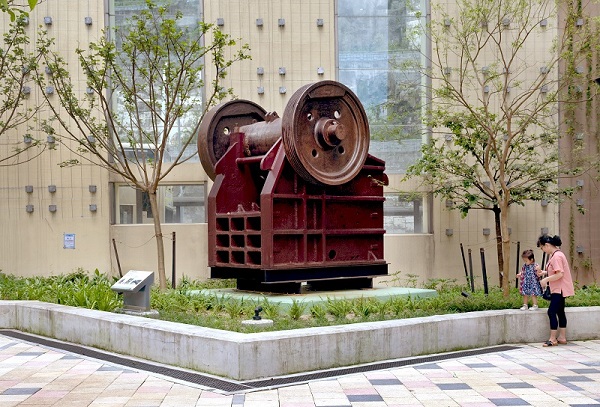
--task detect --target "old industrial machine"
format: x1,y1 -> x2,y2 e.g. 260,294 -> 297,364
198,80 -> 388,293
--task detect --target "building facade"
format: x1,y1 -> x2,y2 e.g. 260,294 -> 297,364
1,0 -> 596,287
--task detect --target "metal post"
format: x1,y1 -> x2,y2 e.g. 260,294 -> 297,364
171,231 -> 176,289
515,241 -> 520,289
542,252 -> 546,270
460,243 -> 470,286
468,248 -> 475,292
112,238 -> 123,278
480,248 -> 489,295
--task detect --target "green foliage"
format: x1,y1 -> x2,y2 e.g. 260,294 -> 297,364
36,0 -> 250,177
402,0 -> 600,294
406,109 -> 562,215
325,298 -> 353,319
404,273 -> 420,288
0,0 -> 37,21
4,273 -> 600,332
0,269 -> 121,311
382,270 -> 420,288
34,0 -> 250,291
567,285 -> 600,306
260,299 -> 281,320
0,16 -> 46,165
224,298 -> 245,319
309,303 -> 327,320
288,299 -> 306,320
178,277 -> 235,290
206,294 -> 230,313
375,299 -> 392,318
423,278 -> 458,292
580,257 -> 593,270
351,297 -> 376,319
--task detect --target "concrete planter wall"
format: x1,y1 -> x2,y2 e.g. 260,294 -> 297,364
1,301 -> 599,380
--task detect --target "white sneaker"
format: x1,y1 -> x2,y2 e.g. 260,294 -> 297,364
520,305 -> 528,310
529,305 -> 539,311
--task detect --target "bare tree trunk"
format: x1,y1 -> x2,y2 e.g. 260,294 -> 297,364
500,203 -> 511,297
148,190 -> 167,290
493,206 -> 503,287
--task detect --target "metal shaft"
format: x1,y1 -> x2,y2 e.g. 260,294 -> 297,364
238,115 -> 346,156
199,81 -> 371,185
238,118 -> 283,156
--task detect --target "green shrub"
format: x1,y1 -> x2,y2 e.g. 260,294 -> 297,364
309,303 -> 327,320
288,299 -> 306,320
224,298 -> 245,319
261,299 -> 281,319
0,269 -> 121,311
352,297 -> 376,319
2,272 -> 600,333
325,298 -> 353,319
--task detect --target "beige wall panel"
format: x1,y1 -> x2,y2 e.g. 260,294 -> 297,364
108,163 -> 208,184
377,234 -> 434,285
0,162 -> 110,277
110,224 -> 209,281
110,228 -> 437,287
558,2 -> 600,285
431,198 -> 558,288
0,1 -> 108,278
204,0 -> 335,114
425,0 -> 563,287
2,0 -> 581,288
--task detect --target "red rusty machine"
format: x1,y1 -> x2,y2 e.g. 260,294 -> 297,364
198,81 -> 388,293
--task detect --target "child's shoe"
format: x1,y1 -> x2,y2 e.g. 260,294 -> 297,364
529,305 -> 539,311
520,304 -> 528,310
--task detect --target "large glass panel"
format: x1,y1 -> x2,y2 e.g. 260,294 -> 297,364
338,0 -> 423,173
384,193 -> 427,234
116,184 -> 206,224
111,0 -> 203,163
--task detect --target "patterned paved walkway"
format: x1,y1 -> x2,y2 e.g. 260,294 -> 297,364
1,334 -> 599,406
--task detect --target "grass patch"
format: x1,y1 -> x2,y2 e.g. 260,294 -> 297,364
2,270 -> 600,332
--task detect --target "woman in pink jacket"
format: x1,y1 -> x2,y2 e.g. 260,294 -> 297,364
535,234 -> 575,347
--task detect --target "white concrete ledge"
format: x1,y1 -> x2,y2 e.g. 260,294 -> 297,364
1,301 -> 599,380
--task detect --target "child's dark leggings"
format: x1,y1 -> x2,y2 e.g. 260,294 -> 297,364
547,293 -> 566,330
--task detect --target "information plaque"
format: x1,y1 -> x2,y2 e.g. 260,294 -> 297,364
111,270 -> 154,311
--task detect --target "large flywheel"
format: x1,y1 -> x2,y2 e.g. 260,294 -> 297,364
198,100 -> 266,180
282,81 -> 370,185
198,81 -> 370,186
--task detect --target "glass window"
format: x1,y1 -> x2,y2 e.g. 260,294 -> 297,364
337,0 -> 424,173
384,193 -> 430,234
115,184 -> 206,224
111,0 -> 203,163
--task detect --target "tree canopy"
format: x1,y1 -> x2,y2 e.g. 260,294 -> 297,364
0,0 -> 37,21
0,16 -> 46,166
37,0 -> 250,289
405,0 -> 599,294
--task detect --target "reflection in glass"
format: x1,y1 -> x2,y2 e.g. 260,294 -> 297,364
338,0 -> 424,173
384,193 -> 426,234
116,184 -> 206,224
111,0 -> 203,163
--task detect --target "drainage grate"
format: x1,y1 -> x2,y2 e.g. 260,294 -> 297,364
241,345 -> 519,388
0,330 -> 250,393
0,329 -> 519,393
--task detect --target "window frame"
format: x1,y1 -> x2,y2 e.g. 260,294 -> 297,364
383,192 -> 432,235
112,183 -> 207,225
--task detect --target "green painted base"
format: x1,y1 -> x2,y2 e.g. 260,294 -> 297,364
190,286 -> 437,310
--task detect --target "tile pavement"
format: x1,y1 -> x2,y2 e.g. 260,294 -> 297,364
1,334 -> 599,406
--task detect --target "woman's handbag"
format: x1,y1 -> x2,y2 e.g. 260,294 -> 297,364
542,285 -> 552,301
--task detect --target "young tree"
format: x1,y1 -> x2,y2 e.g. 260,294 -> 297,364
37,0 -> 249,290
0,16 -> 46,166
405,0 -> 597,295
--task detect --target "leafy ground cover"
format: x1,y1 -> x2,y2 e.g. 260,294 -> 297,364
1,270 -> 599,332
